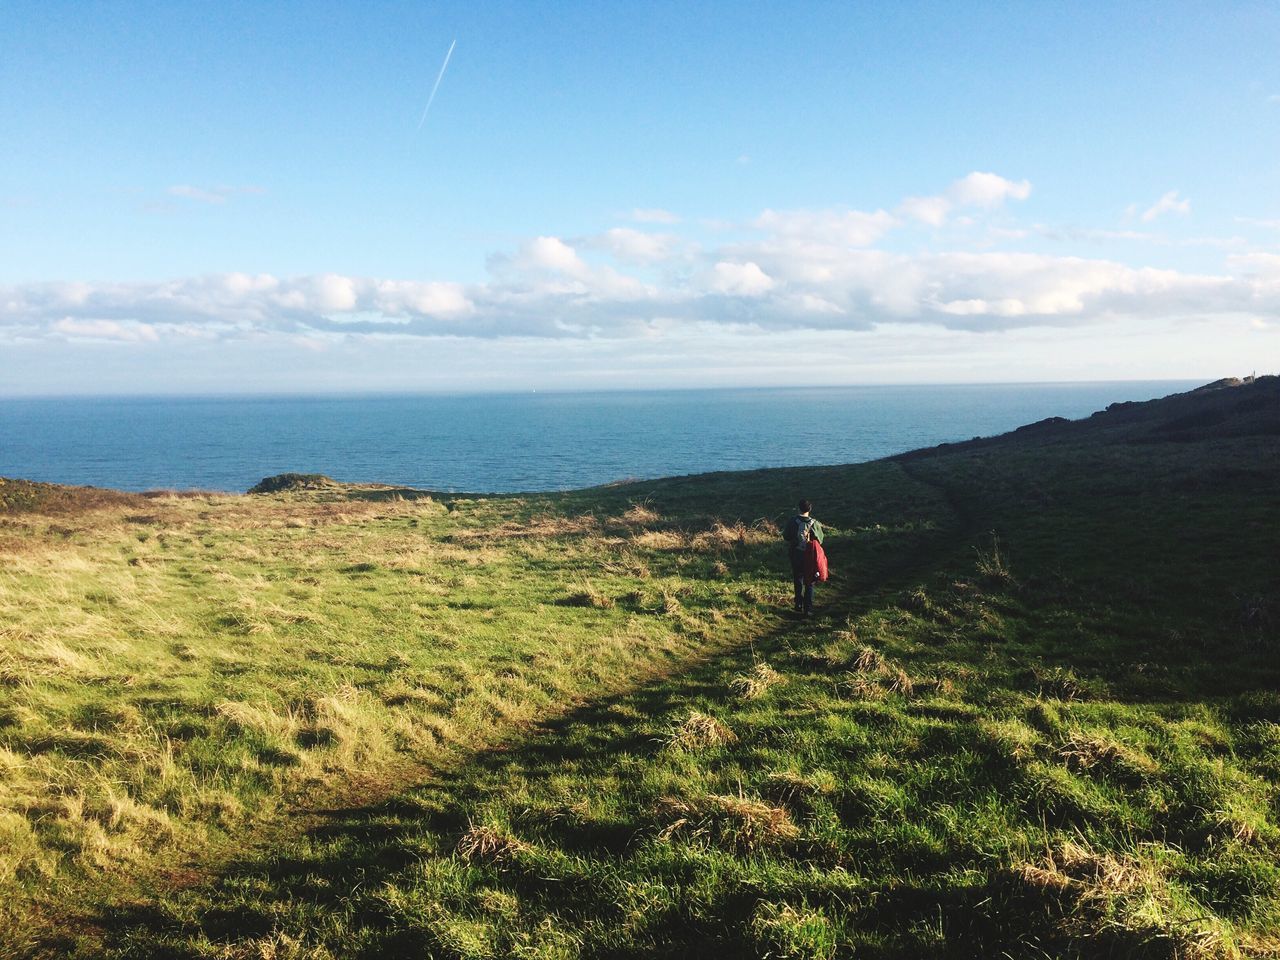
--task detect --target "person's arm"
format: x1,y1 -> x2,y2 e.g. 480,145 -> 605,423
782,517 -> 795,544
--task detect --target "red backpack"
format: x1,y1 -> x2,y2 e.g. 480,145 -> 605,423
805,539 -> 829,584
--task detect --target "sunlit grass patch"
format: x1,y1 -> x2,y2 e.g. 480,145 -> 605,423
761,770 -> 838,812
657,792 -> 800,852
1,470 -> 808,951
1009,839 -> 1243,958
619,500 -> 661,526
730,662 -> 785,699
749,902 -> 839,960
664,711 -> 738,752
1057,728 -> 1159,780
558,579 -> 616,609
455,822 -> 531,866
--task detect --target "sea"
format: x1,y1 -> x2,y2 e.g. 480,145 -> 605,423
0,382 -> 1197,494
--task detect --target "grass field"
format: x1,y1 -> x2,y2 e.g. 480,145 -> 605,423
2,378 -> 1278,958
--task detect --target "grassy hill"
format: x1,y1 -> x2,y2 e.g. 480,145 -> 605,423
2,377 -> 1278,958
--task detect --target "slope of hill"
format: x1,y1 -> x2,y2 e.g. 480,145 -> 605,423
2,377 -> 1278,958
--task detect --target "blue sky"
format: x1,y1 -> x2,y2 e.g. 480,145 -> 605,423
2,1 -> 1278,393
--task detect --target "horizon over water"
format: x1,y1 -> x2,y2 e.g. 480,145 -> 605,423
1,381 -> 1199,494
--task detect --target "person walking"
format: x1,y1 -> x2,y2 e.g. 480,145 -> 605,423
783,499 -> 824,615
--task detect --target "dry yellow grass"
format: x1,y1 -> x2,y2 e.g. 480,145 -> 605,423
450,512 -> 599,543
619,502 -> 661,526
1013,840 -> 1237,959
852,645 -> 881,672
1057,729 -> 1158,776
730,662 -> 785,699
0,481 -> 780,946
657,792 -> 800,852
456,822 -> 531,864
632,529 -> 686,550
665,711 -> 738,751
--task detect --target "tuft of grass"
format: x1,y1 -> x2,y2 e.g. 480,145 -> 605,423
1057,729 -> 1158,778
1010,840 -> 1237,956
657,792 -> 800,852
762,770 -> 837,811
620,501 -> 661,526
852,644 -> 881,672
974,533 -> 1015,585
455,822 -> 531,865
731,662 -> 785,699
559,580 -> 616,609
1033,665 -> 1092,701
632,529 -> 685,550
750,902 -> 839,960
665,711 -> 738,751
884,665 -> 915,696
840,673 -> 889,701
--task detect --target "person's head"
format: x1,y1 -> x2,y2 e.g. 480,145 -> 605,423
797,498 -> 812,515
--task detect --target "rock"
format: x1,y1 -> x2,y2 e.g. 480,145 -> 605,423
247,473 -> 337,494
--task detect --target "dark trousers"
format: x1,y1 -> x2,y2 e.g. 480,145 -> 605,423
789,550 -> 814,611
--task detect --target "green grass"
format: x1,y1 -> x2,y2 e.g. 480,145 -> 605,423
0,461 -> 943,957
3,380 -> 1279,958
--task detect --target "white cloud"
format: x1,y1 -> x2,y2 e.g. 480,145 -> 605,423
11,309 -> 1266,396
705,261 -> 775,296
948,171 -> 1032,207
1141,190 -> 1191,222
896,172 -> 1031,227
1040,225 -> 1155,243
899,195 -> 952,226
1230,252 -> 1280,272
1036,224 -> 1244,250
1,274 -> 478,342
371,279 -> 473,316
754,207 -> 897,246
6,240 -> 1272,347
514,236 -> 589,276
6,174 -> 1278,350
631,208 -> 681,224
51,318 -> 161,342
1228,253 -> 1280,298
167,186 -> 228,204
591,228 -> 682,265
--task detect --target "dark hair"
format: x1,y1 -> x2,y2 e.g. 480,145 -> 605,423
798,499 -> 812,513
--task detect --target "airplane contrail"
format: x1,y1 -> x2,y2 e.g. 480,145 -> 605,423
416,38 -> 456,130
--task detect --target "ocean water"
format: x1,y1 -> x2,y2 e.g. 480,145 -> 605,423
0,382 -> 1196,494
